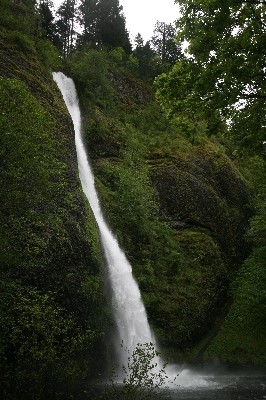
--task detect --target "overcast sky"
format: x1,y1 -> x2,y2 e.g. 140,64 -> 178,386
120,0 -> 180,43
53,0 -> 180,44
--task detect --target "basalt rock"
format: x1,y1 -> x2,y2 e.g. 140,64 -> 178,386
150,143 -> 252,266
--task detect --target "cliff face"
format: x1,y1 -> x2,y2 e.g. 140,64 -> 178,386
69,52 -> 258,364
0,14 -> 262,398
150,143 -> 251,265
90,133 -> 251,355
148,143 -> 252,353
0,27 -> 107,396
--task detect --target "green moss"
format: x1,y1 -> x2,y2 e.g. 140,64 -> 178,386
143,232 -> 226,350
0,41 -> 108,395
1,32 -> 251,372
83,109 -> 232,355
69,46 -> 255,365
0,77 -> 60,265
84,107 -> 128,159
0,0 -> 37,36
150,142 -> 252,264
205,249 -> 266,365
204,185 -> 266,366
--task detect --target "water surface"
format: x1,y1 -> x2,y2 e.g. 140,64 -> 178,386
164,374 -> 266,399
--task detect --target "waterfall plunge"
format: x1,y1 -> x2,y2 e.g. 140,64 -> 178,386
53,72 -> 210,388
53,72 -> 157,364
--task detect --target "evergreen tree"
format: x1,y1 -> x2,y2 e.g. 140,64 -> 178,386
77,0 -> 98,46
134,33 -> 144,48
78,0 -> 131,52
133,34 -> 158,78
151,21 -> 182,65
96,0 -> 131,51
56,0 -> 76,59
38,0 -> 59,45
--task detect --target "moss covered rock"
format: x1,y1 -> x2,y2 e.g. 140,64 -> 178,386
0,26 -> 108,397
150,143 -> 252,265
77,53 -> 253,361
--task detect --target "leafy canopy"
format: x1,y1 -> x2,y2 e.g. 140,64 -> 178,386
156,0 -> 266,153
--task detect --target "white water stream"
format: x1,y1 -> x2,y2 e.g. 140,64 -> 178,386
53,72 -> 156,362
53,72 -> 209,387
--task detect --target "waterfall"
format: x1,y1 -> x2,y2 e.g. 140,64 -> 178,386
53,72 -> 157,364
53,72 -> 210,388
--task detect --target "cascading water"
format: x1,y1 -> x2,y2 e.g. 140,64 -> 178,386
53,72 -> 157,364
53,72 -> 209,388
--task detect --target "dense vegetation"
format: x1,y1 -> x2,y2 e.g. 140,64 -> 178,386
155,0 -> 265,364
68,47 -> 256,361
0,0 -> 265,398
0,1 -> 109,398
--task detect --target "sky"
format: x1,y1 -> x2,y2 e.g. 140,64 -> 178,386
53,0 -> 180,44
120,0 -> 180,43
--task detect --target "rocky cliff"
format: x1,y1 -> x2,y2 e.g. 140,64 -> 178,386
69,53 -> 256,364
0,13 -> 263,399
0,26 -> 108,398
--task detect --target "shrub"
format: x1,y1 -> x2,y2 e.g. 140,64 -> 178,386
104,342 -> 171,400
9,30 -> 36,54
0,280 -> 93,399
37,39 -> 64,71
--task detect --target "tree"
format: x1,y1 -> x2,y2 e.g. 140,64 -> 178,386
77,0 -> 131,52
77,0 -> 98,46
0,280 -> 89,398
151,21 -> 182,66
133,34 -> 158,78
38,0 -> 62,48
38,0 -> 55,39
134,33 -> 144,48
56,0 -> 76,59
95,0 -> 131,52
155,0 -> 266,153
